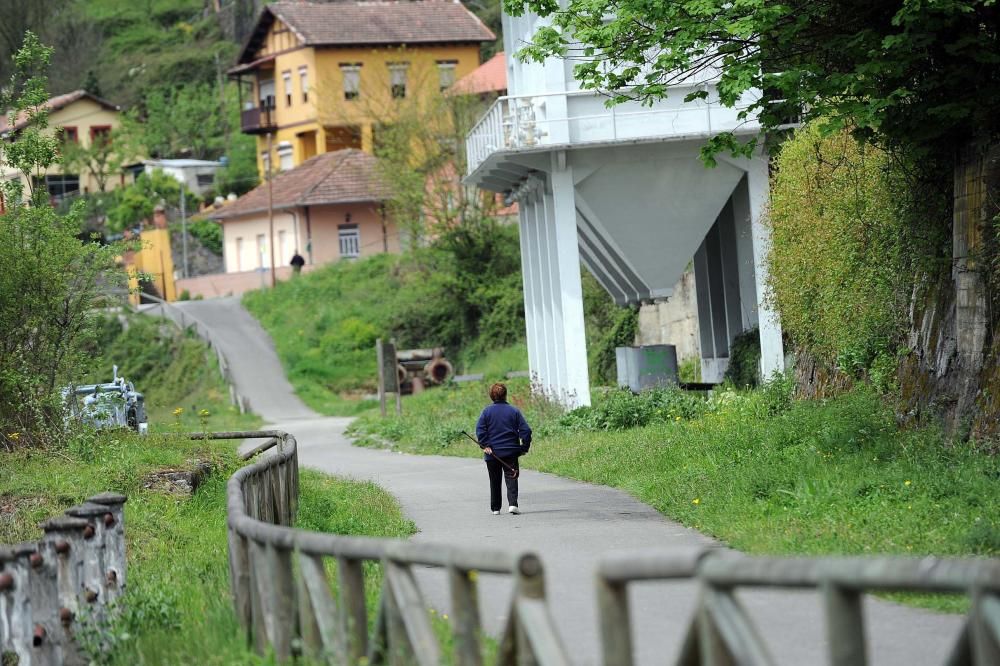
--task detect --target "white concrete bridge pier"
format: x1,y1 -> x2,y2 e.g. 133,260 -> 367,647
466,5 -> 785,404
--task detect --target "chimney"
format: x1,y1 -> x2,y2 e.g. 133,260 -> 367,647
152,204 -> 168,229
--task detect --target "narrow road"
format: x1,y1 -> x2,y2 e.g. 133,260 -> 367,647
171,297 -> 964,665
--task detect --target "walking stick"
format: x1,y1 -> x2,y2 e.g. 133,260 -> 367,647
460,430 -> 519,479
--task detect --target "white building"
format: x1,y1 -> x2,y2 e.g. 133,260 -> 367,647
464,9 -> 784,407
143,159 -> 224,198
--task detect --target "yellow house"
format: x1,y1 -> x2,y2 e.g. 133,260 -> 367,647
229,1 -> 494,175
0,90 -> 135,208
125,205 -> 178,304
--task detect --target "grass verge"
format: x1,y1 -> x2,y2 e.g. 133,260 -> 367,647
351,379 -> 1000,612
0,432 -> 418,664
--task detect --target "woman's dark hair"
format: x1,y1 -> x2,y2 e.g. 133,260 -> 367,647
489,382 -> 507,403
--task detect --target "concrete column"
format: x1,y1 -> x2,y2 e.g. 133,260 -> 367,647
540,186 -> 566,395
746,154 -> 785,379
549,153 -> 591,407
518,194 -> 541,385
531,185 -> 555,390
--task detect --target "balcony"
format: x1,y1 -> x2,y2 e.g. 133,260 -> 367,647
240,103 -> 277,135
465,88 -> 762,186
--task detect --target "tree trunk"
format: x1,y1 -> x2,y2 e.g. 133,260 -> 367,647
897,142 -> 1000,440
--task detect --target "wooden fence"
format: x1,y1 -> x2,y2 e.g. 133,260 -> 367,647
224,430 -> 1000,666
0,493 -> 127,666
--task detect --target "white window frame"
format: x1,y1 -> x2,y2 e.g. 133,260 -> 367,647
277,141 -> 294,171
388,62 -> 409,99
256,233 -> 267,269
340,64 -> 361,101
437,60 -> 457,92
282,70 -> 292,107
338,224 -> 360,258
298,65 -> 309,103
235,237 -> 243,272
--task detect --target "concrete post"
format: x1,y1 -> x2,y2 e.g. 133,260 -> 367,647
518,192 -> 542,387
746,153 -> 785,380
548,153 -> 591,407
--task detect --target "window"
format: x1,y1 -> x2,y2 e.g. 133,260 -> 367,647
256,233 -> 267,269
259,79 -> 276,109
340,64 -> 361,100
282,70 -> 292,107
261,150 -> 272,174
196,173 -> 214,187
235,237 -> 244,272
299,66 -> 309,103
277,141 -> 293,171
278,229 -> 287,261
338,224 -> 360,258
388,63 -> 408,99
89,125 -> 111,145
436,60 -> 457,92
61,126 -> 78,143
34,174 -> 80,204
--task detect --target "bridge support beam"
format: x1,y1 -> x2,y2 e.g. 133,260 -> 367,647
517,158 -> 591,408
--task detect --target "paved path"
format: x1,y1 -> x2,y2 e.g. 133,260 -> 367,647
170,297 -> 965,665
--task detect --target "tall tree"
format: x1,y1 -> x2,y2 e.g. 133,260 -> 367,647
507,0 -> 1000,162
127,83 -> 227,160
0,33 -> 127,443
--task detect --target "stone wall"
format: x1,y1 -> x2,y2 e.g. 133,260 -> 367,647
635,270 -> 701,361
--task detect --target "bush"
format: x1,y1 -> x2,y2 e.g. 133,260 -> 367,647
724,327 -> 761,388
557,386 -> 707,431
768,123 -> 950,386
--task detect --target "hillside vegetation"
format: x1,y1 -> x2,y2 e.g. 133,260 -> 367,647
243,220 -> 635,415
1,310 -> 415,663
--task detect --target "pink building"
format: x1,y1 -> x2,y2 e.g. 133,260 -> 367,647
211,149 -> 394,273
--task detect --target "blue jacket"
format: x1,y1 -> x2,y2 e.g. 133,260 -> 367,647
475,401 -> 532,459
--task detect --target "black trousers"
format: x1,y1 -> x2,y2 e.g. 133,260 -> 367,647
485,455 -> 519,511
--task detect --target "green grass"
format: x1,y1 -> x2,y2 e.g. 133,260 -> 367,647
85,313 -> 261,433
0,432 -> 417,664
351,380 -> 1000,612
460,342 -> 529,380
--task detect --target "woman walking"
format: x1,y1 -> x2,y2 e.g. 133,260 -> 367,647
475,382 -> 532,515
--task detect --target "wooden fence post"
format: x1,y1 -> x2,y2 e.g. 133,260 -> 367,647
449,565 -> 483,666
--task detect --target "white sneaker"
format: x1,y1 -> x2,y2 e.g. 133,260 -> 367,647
508,506 -> 520,515
492,510 -> 500,515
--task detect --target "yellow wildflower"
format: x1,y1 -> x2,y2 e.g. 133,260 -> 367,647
692,498 -> 700,505
8,432 -> 19,441
904,480 -> 911,486
172,407 -> 184,417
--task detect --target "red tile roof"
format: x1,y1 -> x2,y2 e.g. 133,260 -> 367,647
235,1 -> 495,67
0,90 -> 120,134
449,51 -> 506,95
209,149 -> 391,220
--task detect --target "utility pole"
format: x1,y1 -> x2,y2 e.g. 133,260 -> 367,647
180,181 -> 189,279
266,131 -> 276,288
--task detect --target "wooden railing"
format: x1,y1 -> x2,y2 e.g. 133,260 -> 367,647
224,430 -> 1000,665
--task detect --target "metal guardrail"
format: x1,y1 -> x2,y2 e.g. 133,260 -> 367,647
223,430 -> 1000,665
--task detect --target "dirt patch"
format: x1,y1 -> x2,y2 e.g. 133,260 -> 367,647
141,460 -> 214,496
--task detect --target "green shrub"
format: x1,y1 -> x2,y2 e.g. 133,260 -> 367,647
768,123 -> 946,381
724,327 -> 761,388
